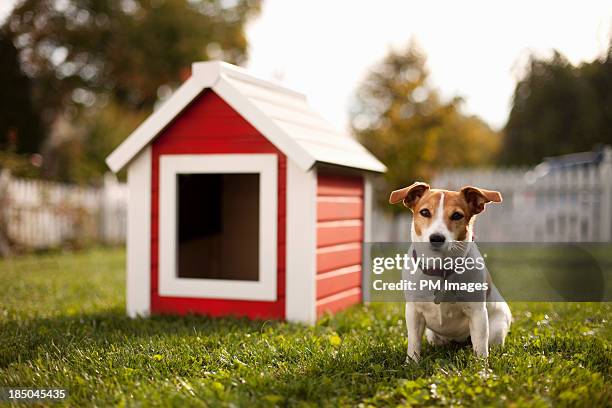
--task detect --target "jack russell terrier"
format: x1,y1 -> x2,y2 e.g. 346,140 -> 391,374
389,182 -> 512,361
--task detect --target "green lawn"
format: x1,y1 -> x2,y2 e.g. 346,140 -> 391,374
0,249 -> 610,407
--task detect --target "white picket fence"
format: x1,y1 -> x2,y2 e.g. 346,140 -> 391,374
0,171 -> 127,253
372,148 -> 612,243
2,147 -> 611,253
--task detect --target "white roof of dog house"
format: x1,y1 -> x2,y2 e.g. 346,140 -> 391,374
106,61 -> 386,173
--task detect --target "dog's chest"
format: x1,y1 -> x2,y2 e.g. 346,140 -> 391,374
419,303 -> 470,337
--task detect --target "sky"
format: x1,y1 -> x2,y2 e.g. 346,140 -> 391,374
1,0 -> 610,131
245,0 -> 611,131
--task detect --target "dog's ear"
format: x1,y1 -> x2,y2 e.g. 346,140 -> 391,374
460,186 -> 502,215
389,182 -> 430,210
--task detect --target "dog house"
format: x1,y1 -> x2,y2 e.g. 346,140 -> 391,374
106,61 -> 385,324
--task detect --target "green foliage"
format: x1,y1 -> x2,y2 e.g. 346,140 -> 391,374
0,151 -> 42,178
41,103 -> 145,183
5,0 -> 260,114
82,102 -> 146,181
0,249 -> 610,406
1,0 -> 260,182
350,42 -> 500,211
502,45 -> 612,165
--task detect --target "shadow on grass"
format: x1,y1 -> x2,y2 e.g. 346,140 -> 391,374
0,308 -> 462,374
0,309 -> 465,404
0,309 -> 288,367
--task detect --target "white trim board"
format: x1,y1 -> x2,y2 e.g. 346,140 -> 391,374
285,160 -> 317,324
362,175 -> 373,304
158,153 -> 278,301
126,147 -> 152,317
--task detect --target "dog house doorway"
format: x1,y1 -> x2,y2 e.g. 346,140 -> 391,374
177,173 -> 259,281
158,154 -> 278,301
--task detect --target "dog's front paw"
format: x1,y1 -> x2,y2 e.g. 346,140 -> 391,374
405,350 -> 420,364
473,347 -> 489,359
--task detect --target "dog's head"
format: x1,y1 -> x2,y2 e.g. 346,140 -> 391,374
389,182 -> 502,252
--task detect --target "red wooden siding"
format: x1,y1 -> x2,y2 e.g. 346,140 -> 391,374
150,90 -> 286,319
317,197 -> 363,221
316,173 -> 364,317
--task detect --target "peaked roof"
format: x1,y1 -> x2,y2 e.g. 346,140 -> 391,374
105,61 -> 386,173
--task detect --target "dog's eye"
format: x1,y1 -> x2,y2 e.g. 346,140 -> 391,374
419,209 -> 431,218
450,212 -> 464,221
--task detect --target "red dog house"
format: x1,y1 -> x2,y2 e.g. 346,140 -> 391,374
106,61 -> 385,324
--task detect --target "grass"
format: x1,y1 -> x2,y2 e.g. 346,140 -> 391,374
0,248 -> 610,407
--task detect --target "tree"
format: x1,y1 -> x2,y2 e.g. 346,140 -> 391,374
350,42 -> 500,212
5,0 -> 260,114
2,0 -> 260,181
501,45 -> 612,165
41,102 -> 145,183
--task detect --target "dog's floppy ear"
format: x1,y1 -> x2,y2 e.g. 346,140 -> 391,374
389,182 -> 430,210
460,186 -> 502,215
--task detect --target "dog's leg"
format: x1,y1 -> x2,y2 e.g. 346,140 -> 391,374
467,303 -> 489,358
405,303 -> 425,362
487,302 -> 512,346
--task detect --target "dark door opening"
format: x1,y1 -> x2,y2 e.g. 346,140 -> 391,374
177,173 -> 260,281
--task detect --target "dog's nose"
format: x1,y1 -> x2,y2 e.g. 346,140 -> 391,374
429,233 -> 446,247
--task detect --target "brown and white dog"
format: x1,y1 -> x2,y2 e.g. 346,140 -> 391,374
390,182 -> 512,361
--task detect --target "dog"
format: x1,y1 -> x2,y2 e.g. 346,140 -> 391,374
389,182 -> 511,361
